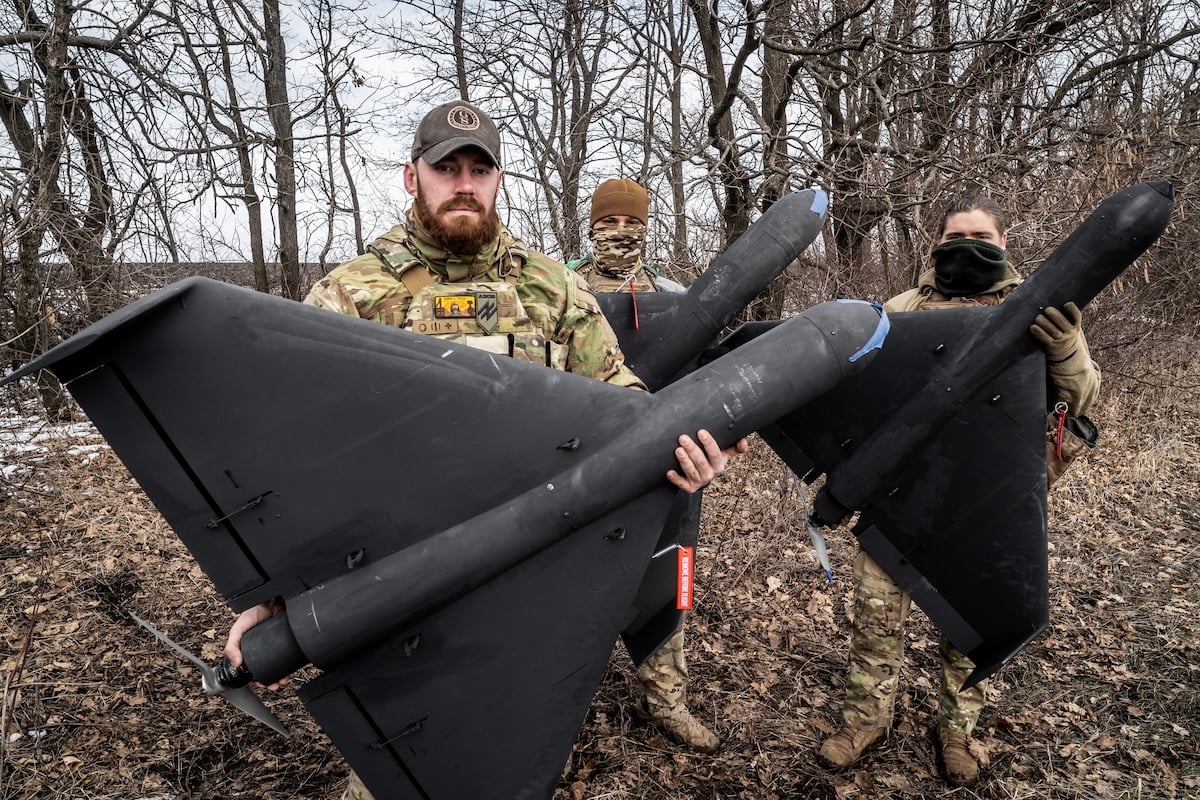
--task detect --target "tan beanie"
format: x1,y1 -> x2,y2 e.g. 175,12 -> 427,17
590,179 -> 649,226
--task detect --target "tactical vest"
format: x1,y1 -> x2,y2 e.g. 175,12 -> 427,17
570,257 -> 662,294
351,238 -> 569,370
404,278 -> 569,370
586,269 -> 660,294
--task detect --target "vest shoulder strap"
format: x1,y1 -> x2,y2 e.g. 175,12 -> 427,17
368,244 -> 436,296
398,262 -> 435,295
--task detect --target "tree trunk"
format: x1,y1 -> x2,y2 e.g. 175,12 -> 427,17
264,0 -> 301,299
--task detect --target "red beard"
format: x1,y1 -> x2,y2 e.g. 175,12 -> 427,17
414,183 -> 501,255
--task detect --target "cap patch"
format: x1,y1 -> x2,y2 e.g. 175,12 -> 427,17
447,106 -> 481,131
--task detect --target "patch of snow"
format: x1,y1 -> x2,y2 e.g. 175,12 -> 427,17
1,389 -> 108,486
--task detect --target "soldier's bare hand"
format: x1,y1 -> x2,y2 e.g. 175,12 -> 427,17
224,600 -> 288,690
666,429 -> 747,493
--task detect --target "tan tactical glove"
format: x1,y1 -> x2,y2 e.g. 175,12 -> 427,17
1030,302 -> 1083,362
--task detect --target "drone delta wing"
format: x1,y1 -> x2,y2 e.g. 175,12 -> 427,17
4,276 -> 887,799
736,308 -> 1049,684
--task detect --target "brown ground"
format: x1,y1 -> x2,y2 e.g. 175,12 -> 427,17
2,337 -> 1197,800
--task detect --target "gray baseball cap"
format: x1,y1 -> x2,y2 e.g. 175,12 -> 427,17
410,101 -> 502,167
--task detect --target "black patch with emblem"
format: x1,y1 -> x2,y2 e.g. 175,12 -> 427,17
475,291 -> 499,334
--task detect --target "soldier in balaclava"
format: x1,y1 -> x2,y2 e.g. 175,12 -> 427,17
571,179 -> 719,753
570,178 -> 685,294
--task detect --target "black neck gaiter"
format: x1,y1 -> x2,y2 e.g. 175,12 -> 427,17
931,239 -> 1008,297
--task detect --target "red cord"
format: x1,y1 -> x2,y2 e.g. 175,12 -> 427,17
1055,403 -> 1068,460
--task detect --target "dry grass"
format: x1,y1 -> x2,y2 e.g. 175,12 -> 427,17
1,338 -> 1197,800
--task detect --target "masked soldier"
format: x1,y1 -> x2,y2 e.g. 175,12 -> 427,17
569,178 -> 685,294
818,194 -> 1101,787
568,178 -> 718,754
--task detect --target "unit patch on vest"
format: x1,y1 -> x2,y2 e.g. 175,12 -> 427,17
475,290 -> 499,334
434,294 -> 476,318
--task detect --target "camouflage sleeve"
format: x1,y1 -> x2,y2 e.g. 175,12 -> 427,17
302,252 -> 412,325
303,273 -> 365,317
1047,329 -> 1101,416
559,270 -> 647,390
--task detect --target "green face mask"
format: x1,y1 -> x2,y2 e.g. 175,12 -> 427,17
931,239 -> 1008,297
590,223 -> 646,278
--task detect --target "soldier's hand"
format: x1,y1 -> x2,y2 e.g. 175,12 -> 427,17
1030,302 -> 1083,362
666,429 -> 748,493
224,600 -> 288,690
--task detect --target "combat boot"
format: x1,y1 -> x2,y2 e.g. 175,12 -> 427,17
818,725 -> 887,768
938,729 -> 980,786
636,698 -> 720,753
635,630 -> 717,752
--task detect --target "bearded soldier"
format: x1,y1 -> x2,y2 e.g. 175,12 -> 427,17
222,102 -> 745,800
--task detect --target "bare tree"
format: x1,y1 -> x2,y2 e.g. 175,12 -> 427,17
639,0 -> 697,276
385,0 -> 646,258
765,0 -> 1200,309
605,0 -> 714,284
134,0 -> 359,296
298,0 -> 367,274
684,0 -> 761,248
135,0 -> 275,290
0,0 -> 160,419
262,0 -> 301,298
0,0 -> 129,323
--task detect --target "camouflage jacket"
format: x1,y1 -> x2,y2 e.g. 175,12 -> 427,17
567,256 -> 686,294
305,210 -> 645,388
885,265 -> 1101,415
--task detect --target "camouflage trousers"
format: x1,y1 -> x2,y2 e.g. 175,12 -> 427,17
636,627 -> 690,712
340,770 -> 371,800
337,629 -> 691,800
841,548 -> 986,736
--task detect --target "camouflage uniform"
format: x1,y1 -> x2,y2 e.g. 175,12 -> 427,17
634,628 -> 699,723
573,242 -> 716,753
571,254 -> 662,293
842,549 -> 986,736
832,264 -> 1100,754
306,209 -> 644,389
342,770 -> 372,800
569,223 -> 687,295
323,211 -> 645,800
